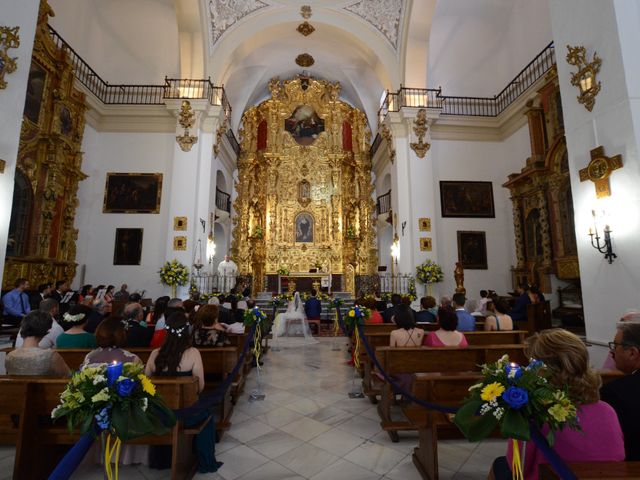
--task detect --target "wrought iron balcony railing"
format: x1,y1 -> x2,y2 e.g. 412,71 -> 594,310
215,188 -> 231,213
376,190 -> 391,215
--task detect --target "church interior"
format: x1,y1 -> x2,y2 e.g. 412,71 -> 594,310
1,0 -> 640,478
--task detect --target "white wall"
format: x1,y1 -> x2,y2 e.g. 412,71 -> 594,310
0,0 -> 39,288
549,0 -> 640,344
49,0 -> 179,84
428,0 -> 552,96
427,125 -> 530,300
73,126 -> 175,298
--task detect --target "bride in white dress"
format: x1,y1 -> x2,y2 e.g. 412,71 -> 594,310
272,292 -> 318,347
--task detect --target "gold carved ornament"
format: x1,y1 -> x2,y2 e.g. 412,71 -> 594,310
410,108 -> 430,158
0,26 -> 20,90
213,119 -> 228,157
297,22 -> 315,37
176,100 -> 198,152
295,53 -> 314,67
380,124 -> 395,164
566,45 -> 601,112
578,146 -> 622,198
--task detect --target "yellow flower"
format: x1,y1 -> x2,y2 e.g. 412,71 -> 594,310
91,387 -> 110,403
138,374 -> 156,396
548,404 -> 570,422
349,310 -> 355,317
480,382 -> 506,402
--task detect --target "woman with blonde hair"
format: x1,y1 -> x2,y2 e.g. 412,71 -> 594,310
490,328 -> 624,480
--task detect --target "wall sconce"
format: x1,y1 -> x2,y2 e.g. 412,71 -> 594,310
207,212 -> 216,264
588,209 -> 616,263
390,234 -> 400,264
566,45 -> 602,112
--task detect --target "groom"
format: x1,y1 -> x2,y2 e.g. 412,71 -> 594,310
305,289 -> 322,321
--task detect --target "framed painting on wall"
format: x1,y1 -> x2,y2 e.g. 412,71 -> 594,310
173,236 -> 187,251
457,230 -> 488,270
174,216 -> 187,231
418,218 -> 431,231
440,181 -> 495,218
420,237 -> 432,251
103,173 -> 163,213
113,228 -> 143,265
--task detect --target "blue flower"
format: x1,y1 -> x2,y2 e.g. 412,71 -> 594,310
95,407 -> 111,430
526,359 -> 544,370
116,378 -> 138,397
354,307 -> 361,317
501,386 -> 529,409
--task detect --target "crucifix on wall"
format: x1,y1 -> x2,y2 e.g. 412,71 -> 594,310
578,146 -> 622,198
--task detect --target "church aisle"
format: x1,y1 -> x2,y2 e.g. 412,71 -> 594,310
211,338 -> 505,480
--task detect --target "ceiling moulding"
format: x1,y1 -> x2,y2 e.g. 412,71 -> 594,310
344,0 -> 404,50
209,0 -> 270,48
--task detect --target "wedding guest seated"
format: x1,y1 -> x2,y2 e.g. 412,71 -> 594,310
6,311 -> 70,376
362,298 -> 383,324
145,313 -> 222,473
601,321 -> 640,460
509,283 -> 530,322
440,295 -> 452,309
382,293 -> 402,323
415,296 -> 438,323
30,282 -> 52,310
112,284 -> 129,301
191,305 -> 228,347
81,316 -> 142,368
123,302 -> 153,347
104,285 -> 116,304
128,292 -> 142,303
453,293 -> 475,331
490,329 -> 624,480
56,305 -> 97,349
78,284 -> 93,303
424,307 -> 468,347
208,296 -> 232,325
15,299 -> 63,349
483,298 -> 514,331
602,311 -> 640,369
229,296 -> 245,324
2,277 -> 31,326
83,297 -> 110,334
182,299 -> 199,316
148,297 -> 170,349
472,289 -> 489,317
389,304 -> 423,346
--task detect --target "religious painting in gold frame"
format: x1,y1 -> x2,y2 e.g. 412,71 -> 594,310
103,173 -> 163,213
420,237 -> 432,251
419,218 -> 431,232
173,236 -> 187,251
174,216 -> 187,231
294,212 -> 314,243
285,105 -> 325,146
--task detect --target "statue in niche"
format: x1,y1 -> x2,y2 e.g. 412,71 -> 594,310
298,180 -> 311,206
295,212 -> 314,243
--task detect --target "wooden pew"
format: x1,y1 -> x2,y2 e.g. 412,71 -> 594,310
539,462 -> 640,479
404,370 -> 625,480
374,345 -> 527,442
43,347 -> 239,434
361,331 -> 527,404
362,320 -> 486,336
0,376 -> 205,480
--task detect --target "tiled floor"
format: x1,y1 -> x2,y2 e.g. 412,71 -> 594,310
0,337 -> 509,479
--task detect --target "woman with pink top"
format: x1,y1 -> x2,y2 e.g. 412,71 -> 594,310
423,307 -> 468,347
490,329 -> 625,480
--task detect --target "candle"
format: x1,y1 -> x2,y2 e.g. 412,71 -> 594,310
106,361 -> 123,386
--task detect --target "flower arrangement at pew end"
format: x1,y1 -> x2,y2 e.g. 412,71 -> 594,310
453,355 -> 580,446
243,306 -> 268,327
51,362 -> 176,440
159,259 -> 189,287
415,260 -> 444,284
344,305 -> 371,329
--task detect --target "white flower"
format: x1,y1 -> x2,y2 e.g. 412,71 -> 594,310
493,407 -> 504,420
141,398 -> 148,412
93,374 -> 107,386
51,405 -> 62,418
479,403 -> 492,415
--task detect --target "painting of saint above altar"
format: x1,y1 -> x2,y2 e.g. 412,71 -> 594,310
295,212 -> 314,243
285,105 -> 325,146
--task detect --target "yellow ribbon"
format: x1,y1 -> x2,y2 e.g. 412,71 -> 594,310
104,433 -> 122,480
511,438 -> 524,480
333,310 -> 340,336
252,322 -> 263,371
353,327 -> 362,370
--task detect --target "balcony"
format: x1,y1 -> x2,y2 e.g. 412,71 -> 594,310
215,188 -> 231,213
376,190 -> 391,216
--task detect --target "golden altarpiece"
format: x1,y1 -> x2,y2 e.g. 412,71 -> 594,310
231,76 -> 377,294
2,2 -> 87,289
503,68 -> 580,295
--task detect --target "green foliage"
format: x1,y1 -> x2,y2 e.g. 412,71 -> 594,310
415,260 -> 444,284
159,259 -> 189,287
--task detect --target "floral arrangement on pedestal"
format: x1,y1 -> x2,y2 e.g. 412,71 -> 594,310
344,305 -> 371,369
415,260 -> 444,296
277,266 -> 290,276
159,259 -> 189,297
52,363 -> 175,480
453,355 -> 579,479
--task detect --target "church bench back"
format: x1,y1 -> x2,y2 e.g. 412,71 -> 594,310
376,345 -> 527,375
363,330 -> 527,352
362,321 -> 486,336
0,376 -> 200,479
539,462 -> 640,479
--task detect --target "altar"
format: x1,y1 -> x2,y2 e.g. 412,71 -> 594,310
266,273 -> 342,294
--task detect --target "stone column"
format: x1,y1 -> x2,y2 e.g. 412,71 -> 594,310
0,0 -> 40,287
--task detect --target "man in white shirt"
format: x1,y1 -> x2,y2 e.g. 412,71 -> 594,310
217,254 -> 238,292
15,299 -> 63,349
473,290 -> 490,317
